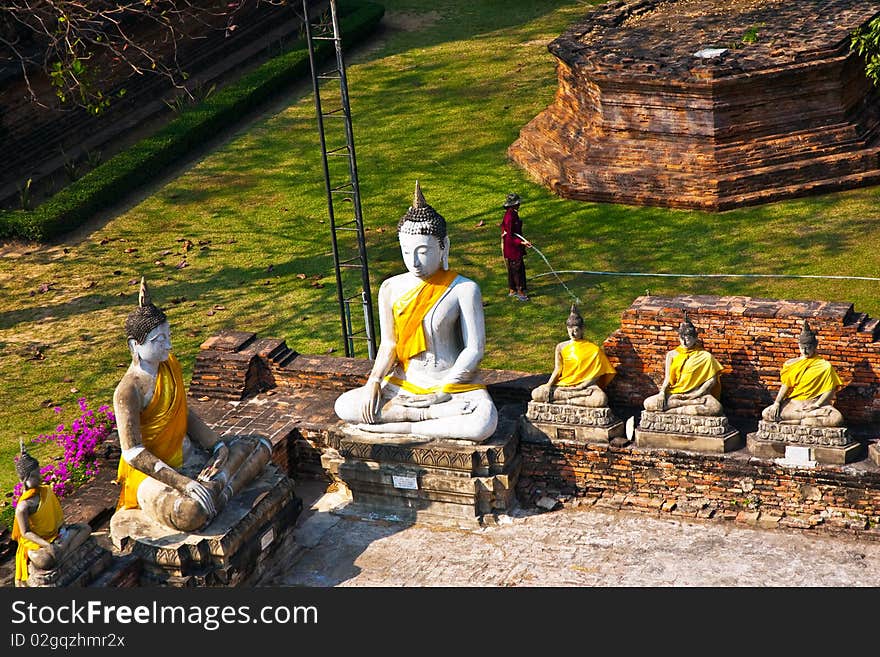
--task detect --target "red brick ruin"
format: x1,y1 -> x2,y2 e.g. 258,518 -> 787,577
509,0 -> 880,210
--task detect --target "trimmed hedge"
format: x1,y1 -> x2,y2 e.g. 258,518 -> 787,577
0,0 -> 385,242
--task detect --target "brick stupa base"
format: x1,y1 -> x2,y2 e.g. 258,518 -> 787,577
509,0 -> 880,210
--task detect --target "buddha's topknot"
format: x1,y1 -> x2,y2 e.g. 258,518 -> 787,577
124,277 -> 167,344
397,180 -> 447,243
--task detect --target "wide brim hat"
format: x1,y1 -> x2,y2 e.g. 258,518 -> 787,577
503,193 -> 521,208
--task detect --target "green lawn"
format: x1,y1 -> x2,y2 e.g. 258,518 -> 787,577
2,0 -> 880,515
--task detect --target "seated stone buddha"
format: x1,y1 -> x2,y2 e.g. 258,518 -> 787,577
530,304 -> 616,407
334,181 -> 498,442
761,320 -> 844,427
112,278 -> 271,532
12,444 -> 91,587
643,314 -> 724,416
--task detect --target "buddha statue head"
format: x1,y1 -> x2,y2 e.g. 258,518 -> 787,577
125,277 -> 171,364
397,181 -> 450,277
678,312 -> 698,349
15,440 -> 41,490
798,320 -> 818,357
566,303 -> 584,340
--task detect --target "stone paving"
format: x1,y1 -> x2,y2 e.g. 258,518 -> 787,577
276,480 -> 880,587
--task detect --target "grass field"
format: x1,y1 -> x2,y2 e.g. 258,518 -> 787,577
2,0 -> 880,515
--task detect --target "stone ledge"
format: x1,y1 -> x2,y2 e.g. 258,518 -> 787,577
746,433 -> 866,465
634,428 -> 744,454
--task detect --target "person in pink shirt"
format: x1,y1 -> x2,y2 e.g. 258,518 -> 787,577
500,193 -> 531,301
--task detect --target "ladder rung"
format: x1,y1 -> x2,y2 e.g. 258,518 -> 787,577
326,145 -> 350,154
339,255 -> 363,264
330,183 -> 354,192
334,220 -> 357,229
323,108 -> 346,116
318,72 -> 341,79
344,293 -> 367,303
312,36 -> 339,41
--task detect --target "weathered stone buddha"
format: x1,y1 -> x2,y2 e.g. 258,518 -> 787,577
761,321 -> 844,427
643,314 -> 724,416
12,444 -> 92,587
334,181 -> 498,442
113,278 -> 271,532
635,313 -> 741,453
531,304 -> 616,406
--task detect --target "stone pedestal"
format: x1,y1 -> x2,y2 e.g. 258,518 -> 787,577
521,401 -> 624,444
110,463 -> 301,586
26,535 -> 112,587
747,420 -> 865,465
322,408 -> 521,528
634,411 -> 743,454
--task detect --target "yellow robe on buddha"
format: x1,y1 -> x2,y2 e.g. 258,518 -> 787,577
668,346 -> 723,398
12,485 -> 63,583
557,339 -> 616,388
780,356 -> 843,400
387,269 -> 483,395
115,353 -> 188,510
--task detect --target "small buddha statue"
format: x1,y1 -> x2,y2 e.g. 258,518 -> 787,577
761,320 -> 844,427
334,181 -> 498,442
12,443 -> 91,587
643,313 -> 724,416
530,304 -> 616,407
113,278 -> 271,532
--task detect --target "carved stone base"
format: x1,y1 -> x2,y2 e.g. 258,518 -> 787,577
870,442 -> 880,467
110,463 -> 301,586
323,408 -> 521,528
634,411 -> 743,453
522,402 -> 623,444
752,420 -> 853,446
747,432 -> 865,465
26,536 -> 112,587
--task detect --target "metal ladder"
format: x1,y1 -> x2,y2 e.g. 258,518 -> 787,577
300,0 -> 376,359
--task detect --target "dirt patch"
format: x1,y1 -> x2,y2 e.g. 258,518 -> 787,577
382,11 -> 442,33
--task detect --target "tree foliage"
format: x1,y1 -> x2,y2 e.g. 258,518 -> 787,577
0,0 -> 274,113
851,15 -> 880,87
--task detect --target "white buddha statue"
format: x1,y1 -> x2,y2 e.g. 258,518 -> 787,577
334,182 -> 498,442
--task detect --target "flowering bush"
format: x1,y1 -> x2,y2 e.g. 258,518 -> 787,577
12,398 -> 116,507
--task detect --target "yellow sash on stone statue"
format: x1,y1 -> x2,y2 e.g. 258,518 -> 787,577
668,346 -> 723,398
780,356 -> 843,400
13,485 -> 63,583
115,353 -> 188,510
392,269 -> 458,370
557,339 -> 616,388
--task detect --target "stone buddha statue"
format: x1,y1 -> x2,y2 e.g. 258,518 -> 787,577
643,313 -> 724,416
761,321 -> 844,427
112,278 -> 271,532
530,304 -> 616,407
12,444 -> 91,587
334,181 -> 498,442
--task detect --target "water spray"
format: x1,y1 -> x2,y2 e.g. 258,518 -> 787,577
514,233 -> 581,305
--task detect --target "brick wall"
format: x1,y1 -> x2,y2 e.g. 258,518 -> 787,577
517,438 -> 880,539
603,295 -> 880,430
